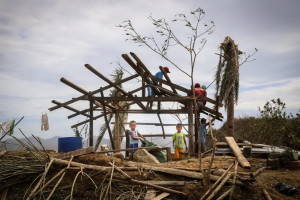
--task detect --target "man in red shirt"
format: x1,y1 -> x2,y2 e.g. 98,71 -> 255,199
194,83 -> 207,107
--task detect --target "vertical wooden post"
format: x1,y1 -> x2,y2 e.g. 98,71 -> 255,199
89,100 -> 93,147
142,77 -> 146,97
188,101 -> 194,154
125,130 -> 130,158
166,147 -> 172,162
114,112 -> 120,150
194,114 -> 199,154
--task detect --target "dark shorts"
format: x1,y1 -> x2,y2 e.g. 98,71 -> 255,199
129,143 -> 138,153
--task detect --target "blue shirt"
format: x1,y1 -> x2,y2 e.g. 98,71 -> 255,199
155,71 -> 164,79
129,129 -> 139,144
199,124 -> 207,143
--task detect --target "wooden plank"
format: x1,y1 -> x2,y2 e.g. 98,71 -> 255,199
225,137 -> 251,169
71,113 -> 104,128
54,147 -> 94,159
153,192 -> 170,200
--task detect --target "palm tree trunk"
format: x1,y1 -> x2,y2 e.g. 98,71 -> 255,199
227,90 -> 234,136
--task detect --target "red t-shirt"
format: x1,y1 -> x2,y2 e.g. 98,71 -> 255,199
194,88 -> 207,105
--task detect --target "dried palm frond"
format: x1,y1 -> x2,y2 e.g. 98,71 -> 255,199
215,36 -> 241,109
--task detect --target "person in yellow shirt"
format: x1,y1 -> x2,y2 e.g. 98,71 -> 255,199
172,123 -> 187,158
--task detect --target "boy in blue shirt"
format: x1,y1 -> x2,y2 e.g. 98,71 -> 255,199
199,118 -> 215,152
128,120 -> 145,160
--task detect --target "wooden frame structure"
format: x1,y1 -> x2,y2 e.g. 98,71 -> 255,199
49,52 -> 223,154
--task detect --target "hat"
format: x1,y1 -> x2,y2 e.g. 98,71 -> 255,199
163,67 -> 170,73
195,83 -> 201,87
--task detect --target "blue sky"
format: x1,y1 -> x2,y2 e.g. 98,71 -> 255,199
0,0 -> 300,142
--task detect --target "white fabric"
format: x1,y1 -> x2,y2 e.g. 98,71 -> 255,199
41,113 -> 49,131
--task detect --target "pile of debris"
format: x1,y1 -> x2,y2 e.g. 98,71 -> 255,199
0,136 -> 299,200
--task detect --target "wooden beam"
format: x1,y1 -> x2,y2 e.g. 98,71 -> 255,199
89,100 -> 93,146
85,64 -> 147,110
68,105 -> 98,119
71,113 -> 104,128
157,114 -> 166,139
59,77 -> 114,110
111,122 -> 189,126
225,137 -> 251,169
52,100 -> 90,118
49,74 -> 138,111
100,88 -> 115,149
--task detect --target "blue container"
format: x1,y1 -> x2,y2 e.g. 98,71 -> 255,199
58,137 -> 82,153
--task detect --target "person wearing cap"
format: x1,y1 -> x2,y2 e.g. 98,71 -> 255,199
147,67 -> 170,97
194,83 -> 207,107
146,67 -> 170,109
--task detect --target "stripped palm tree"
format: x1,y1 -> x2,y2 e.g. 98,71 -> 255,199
215,36 -> 242,136
95,67 -> 129,151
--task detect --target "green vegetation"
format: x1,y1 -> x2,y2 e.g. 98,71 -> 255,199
217,98 -> 300,150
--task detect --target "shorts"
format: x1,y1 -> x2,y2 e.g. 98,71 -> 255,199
129,143 -> 139,153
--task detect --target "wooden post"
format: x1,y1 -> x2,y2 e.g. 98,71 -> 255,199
188,101 -> 194,154
114,111 -> 120,150
142,77 -> 146,97
89,100 -> 93,147
166,147 -> 172,162
125,130 -> 130,158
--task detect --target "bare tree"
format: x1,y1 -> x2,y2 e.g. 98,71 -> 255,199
118,7 -> 215,84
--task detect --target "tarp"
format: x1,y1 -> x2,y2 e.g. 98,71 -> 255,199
141,139 -> 167,163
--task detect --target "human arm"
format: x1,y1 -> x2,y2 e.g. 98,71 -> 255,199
137,131 -> 145,139
184,137 -> 187,150
129,131 -> 141,140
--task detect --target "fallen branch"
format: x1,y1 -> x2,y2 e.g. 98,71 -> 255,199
206,173 -> 232,200
262,189 -> 272,200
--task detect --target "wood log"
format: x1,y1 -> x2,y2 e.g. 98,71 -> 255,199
225,137 -> 251,169
126,163 -> 245,186
52,158 -> 111,172
53,147 -> 94,160
262,189 -> 272,200
109,162 -> 187,196
251,167 -> 267,178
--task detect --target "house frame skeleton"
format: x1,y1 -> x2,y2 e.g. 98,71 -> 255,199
49,52 -> 223,154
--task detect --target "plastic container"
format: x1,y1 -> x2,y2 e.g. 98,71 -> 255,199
58,137 -> 82,153
243,146 -> 252,158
